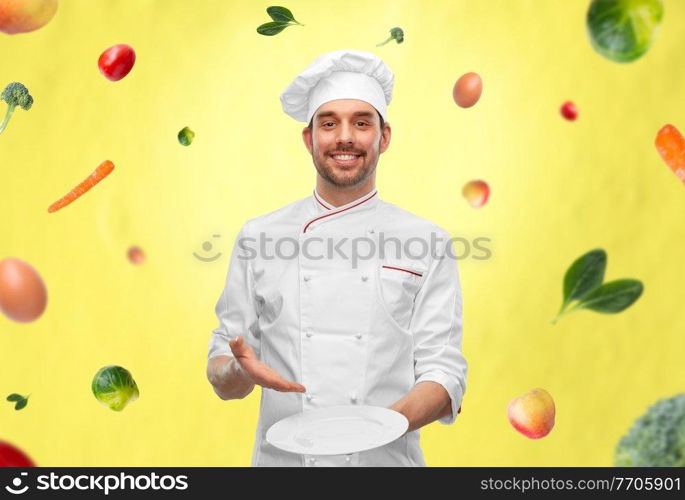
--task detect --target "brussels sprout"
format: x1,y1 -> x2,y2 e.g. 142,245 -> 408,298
586,0 -> 663,63
177,126 -> 194,146
91,365 -> 139,411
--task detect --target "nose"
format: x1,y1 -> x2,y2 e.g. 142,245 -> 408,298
335,122 -> 354,145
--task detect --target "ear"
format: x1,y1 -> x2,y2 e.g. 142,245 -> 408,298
302,127 -> 313,154
379,122 -> 391,153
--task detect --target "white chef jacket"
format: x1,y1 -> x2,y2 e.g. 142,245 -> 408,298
207,187 -> 467,467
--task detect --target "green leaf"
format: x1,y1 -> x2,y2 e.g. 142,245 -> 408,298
257,21 -> 290,36
576,279 -> 644,313
561,249 -> 607,310
6,393 -> 22,402
266,6 -> 298,24
14,398 -> 27,410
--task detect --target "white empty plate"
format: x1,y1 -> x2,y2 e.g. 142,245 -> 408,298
266,405 -> 408,455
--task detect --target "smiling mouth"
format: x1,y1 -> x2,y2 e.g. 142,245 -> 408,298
330,154 -> 362,166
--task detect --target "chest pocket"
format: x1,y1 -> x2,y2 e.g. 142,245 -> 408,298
256,289 -> 284,327
377,259 -> 427,331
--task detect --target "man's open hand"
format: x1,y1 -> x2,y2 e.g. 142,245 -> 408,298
229,336 -> 306,393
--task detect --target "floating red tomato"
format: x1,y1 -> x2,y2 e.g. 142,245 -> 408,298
0,441 -> 35,467
560,101 -> 578,121
98,44 -> 136,82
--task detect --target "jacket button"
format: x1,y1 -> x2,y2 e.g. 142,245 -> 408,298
345,455 -> 352,463
355,333 -> 362,339
303,275 -> 310,282
309,457 -> 316,465
368,228 -> 375,234
305,330 -> 312,337
351,394 -> 358,403
361,275 -> 368,281
306,394 -> 313,401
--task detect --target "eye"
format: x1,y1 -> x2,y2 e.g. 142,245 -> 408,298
357,121 -> 369,126
322,122 -> 334,127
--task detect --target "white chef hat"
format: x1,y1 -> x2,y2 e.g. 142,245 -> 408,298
280,49 -> 394,124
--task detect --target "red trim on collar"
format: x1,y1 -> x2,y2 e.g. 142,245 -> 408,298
303,190 -> 377,233
381,265 -> 423,277
313,191 -> 332,210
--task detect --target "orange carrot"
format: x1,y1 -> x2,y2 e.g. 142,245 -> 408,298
655,124 -> 685,185
47,160 -> 115,213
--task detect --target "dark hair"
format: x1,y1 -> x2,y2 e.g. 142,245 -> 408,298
308,110 -> 385,131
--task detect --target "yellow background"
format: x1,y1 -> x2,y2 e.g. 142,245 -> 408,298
0,0 -> 683,466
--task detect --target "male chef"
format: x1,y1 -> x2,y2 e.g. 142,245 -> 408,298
206,49 -> 467,467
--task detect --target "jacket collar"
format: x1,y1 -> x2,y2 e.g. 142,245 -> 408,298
313,189 -> 335,211
304,187 -> 379,232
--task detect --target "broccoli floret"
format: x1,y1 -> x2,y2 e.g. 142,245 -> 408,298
615,393 -> 685,467
0,82 -> 33,135
376,27 -> 404,46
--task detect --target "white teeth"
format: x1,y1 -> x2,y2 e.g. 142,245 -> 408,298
332,155 -> 358,160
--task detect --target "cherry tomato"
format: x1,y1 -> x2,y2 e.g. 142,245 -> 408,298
98,44 -> 136,82
560,100 -> 578,121
0,441 -> 35,467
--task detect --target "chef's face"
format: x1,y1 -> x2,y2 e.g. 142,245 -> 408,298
302,99 -> 391,188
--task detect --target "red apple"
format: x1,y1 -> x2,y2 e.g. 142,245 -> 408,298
0,0 -> 58,35
507,388 -> 555,439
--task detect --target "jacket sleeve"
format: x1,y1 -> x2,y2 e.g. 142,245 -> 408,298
207,222 -> 261,361
408,230 -> 467,424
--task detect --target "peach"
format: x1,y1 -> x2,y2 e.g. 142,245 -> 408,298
507,388 -> 555,439
0,0 -> 58,35
462,179 -> 490,208
127,246 -> 145,265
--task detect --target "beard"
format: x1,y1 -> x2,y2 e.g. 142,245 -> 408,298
311,141 -> 379,188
